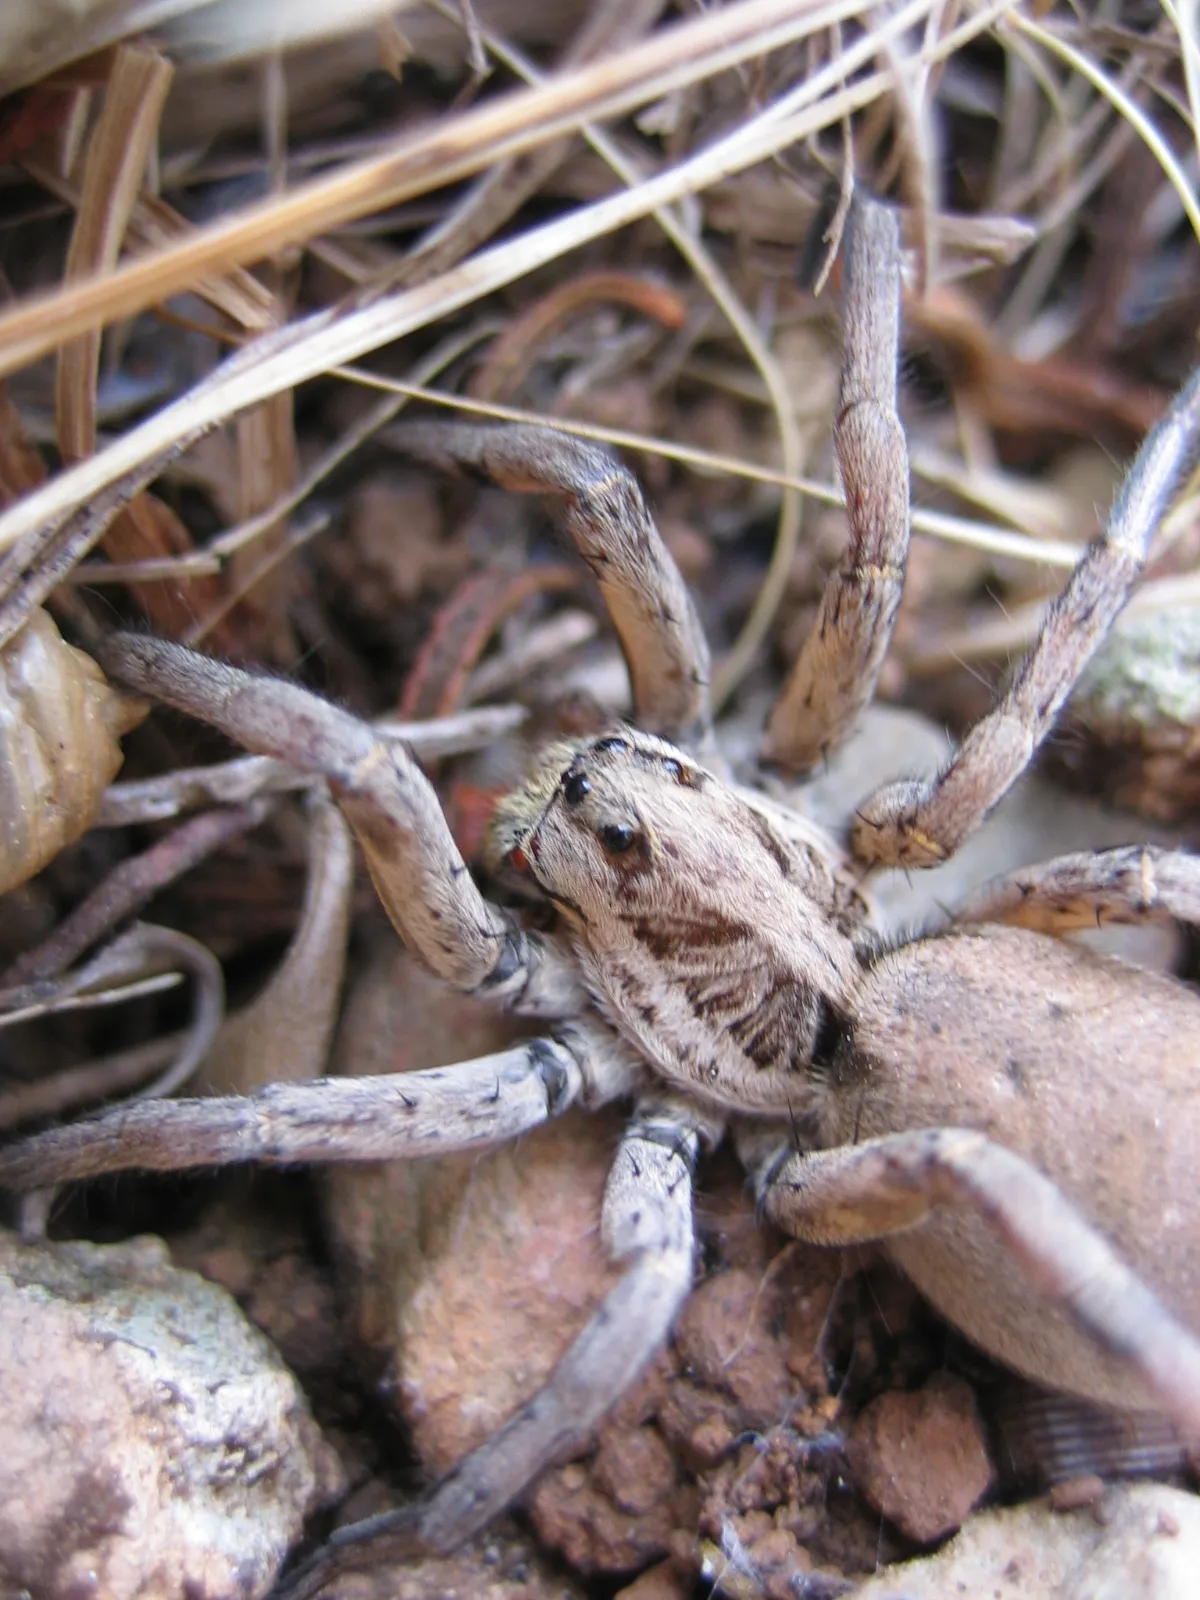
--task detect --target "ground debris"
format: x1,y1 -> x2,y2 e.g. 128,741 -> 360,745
849,1483 -> 1200,1600
310,1523 -> 586,1600
0,1230 -> 342,1600
846,1373 -> 994,1544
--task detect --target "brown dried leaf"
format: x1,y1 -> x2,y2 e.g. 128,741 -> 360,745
50,44 -> 245,646
56,43 -> 175,460
0,382 -> 47,505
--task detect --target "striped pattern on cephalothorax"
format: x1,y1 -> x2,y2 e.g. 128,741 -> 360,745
486,730 -> 867,1114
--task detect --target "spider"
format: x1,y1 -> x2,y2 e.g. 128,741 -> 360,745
3,193 -> 1200,1597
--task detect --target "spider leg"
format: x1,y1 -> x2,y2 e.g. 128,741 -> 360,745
952,844 -> 1200,934
274,1096 -> 716,1600
747,1127 -> 1200,1438
852,365 -> 1200,869
0,1025 -> 644,1191
96,633 -> 582,1017
763,190 -> 909,771
385,420 -> 711,742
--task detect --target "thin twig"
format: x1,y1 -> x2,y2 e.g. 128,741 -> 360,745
95,704 -> 529,828
1008,10 -> 1200,245
371,376 -> 1084,567
0,804 -> 270,989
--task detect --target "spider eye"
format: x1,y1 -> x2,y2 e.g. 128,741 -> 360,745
562,770 -> 591,807
592,735 -> 631,757
599,823 -> 638,855
660,755 -> 696,786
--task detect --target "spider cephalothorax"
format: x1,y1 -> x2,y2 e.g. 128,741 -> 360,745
489,728 -> 865,1113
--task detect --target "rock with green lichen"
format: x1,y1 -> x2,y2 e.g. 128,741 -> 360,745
1050,608 -> 1200,824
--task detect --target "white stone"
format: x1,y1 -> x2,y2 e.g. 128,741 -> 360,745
851,1483 -> 1200,1600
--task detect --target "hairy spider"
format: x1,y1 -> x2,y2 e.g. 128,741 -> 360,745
3,194 -> 1200,1596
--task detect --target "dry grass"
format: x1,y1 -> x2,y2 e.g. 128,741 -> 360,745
1,2 -> 1195,654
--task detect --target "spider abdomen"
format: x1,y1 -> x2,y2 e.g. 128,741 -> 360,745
835,923 -> 1200,1410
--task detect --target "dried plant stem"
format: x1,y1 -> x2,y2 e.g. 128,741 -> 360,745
442,4 -> 811,710
0,0 -> 1019,611
0,70 -> 891,557
0,1037 -> 177,1134
1009,11 -> 1200,246
371,378 -> 1083,568
0,0 -> 877,380
95,705 -> 528,828
1162,0 -> 1200,175
0,804 -> 269,989
206,326 -> 493,560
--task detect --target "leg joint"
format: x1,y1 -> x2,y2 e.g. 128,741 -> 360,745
625,1114 -> 701,1175
528,1038 -> 578,1115
476,915 -> 529,992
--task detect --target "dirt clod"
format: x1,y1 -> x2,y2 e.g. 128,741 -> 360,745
318,1526 -> 587,1599
847,1372 -> 995,1543
529,1435 -> 695,1575
594,1424 -> 679,1516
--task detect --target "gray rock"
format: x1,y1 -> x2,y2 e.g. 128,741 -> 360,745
0,1230 -> 342,1600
